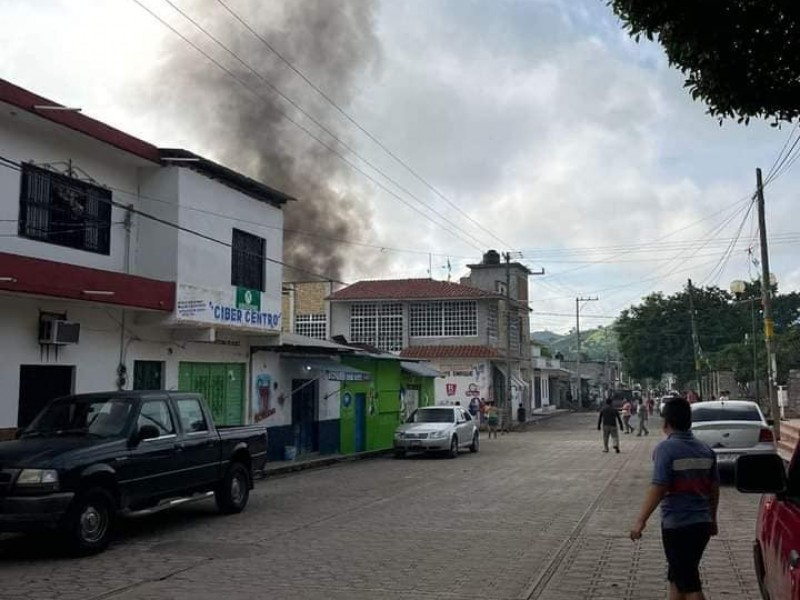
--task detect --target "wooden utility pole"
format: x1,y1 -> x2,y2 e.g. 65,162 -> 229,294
687,279 -> 702,395
756,168 -> 781,441
575,296 -> 598,408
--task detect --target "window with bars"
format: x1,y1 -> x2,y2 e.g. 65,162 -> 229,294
295,313 -> 327,339
487,303 -> 499,342
18,163 -> 112,254
231,229 -> 265,291
350,303 -> 403,351
410,301 -> 477,337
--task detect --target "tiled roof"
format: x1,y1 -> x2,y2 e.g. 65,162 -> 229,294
329,278 -> 500,301
400,345 -> 503,359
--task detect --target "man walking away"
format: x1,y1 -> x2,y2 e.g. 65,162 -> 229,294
517,402 -> 527,431
486,401 -> 499,439
630,397 -> 719,600
636,397 -> 650,436
597,397 -> 624,453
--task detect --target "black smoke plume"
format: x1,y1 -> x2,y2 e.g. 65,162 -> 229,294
143,0 -> 382,281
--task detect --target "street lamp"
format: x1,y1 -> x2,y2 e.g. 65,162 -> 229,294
730,280 -> 761,404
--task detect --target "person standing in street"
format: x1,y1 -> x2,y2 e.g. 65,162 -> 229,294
630,397 -> 719,600
636,397 -> 650,436
597,397 -> 624,453
621,399 -> 634,434
486,401 -> 499,439
517,402 -> 527,431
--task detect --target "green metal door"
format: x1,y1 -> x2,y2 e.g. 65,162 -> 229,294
178,362 -> 245,426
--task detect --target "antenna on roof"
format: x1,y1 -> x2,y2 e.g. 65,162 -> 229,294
428,253 -> 432,279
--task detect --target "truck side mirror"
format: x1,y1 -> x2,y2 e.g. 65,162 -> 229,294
135,424 -> 160,444
736,454 -> 787,494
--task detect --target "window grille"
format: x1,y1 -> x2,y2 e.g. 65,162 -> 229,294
18,163 -> 111,254
295,313 -> 327,339
231,229 -> 265,291
350,303 -> 403,351
410,301 -> 477,337
487,303 -> 499,342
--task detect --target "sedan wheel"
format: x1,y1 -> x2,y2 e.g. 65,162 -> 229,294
448,436 -> 459,459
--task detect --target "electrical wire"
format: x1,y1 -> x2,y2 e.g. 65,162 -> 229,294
133,0 -> 490,252
0,157 -> 348,284
211,0 -> 514,251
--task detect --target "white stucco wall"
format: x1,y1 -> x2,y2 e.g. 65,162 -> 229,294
433,360 -> 490,410
0,106 -> 155,273
250,351 -> 340,429
0,295 -> 252,429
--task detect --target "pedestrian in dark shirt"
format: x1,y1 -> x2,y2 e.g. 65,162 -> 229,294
630,397 -> 719,600
597,397 -> 624,453
517,402 -> 527,431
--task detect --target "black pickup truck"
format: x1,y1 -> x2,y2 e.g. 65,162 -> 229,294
0,391 -> 267,554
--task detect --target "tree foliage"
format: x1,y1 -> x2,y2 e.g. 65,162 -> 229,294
608,1 -> 800,123
615,281 -> 800,386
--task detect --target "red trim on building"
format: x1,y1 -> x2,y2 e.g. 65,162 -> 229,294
0,252 -> 174,311
0,79 -> 161,163
400,345 -> 503,359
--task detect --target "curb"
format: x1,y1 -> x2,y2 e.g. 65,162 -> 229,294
258,448 -> 392,479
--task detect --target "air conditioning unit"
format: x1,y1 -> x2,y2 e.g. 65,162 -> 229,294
39,320 -> 81,345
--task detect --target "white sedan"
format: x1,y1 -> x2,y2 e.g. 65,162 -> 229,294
691,400 -> 776,469
393,406 -> 479,458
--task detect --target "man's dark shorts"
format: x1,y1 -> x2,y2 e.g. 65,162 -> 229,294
661,522 -> 712,593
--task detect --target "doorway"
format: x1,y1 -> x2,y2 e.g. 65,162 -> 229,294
354,392 -> 366,453
292,379 -> 319,455
18,365 -> 74,428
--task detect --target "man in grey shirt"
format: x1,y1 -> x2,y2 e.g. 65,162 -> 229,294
597,397 -> 624,453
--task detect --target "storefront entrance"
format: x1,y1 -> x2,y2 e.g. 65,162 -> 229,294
18,365 -> 74,428
292,379 -> 319,455
178,362 -> 245,426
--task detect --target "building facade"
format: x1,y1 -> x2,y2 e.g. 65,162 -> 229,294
0,79 -> 287,438
328,251 -> 534,421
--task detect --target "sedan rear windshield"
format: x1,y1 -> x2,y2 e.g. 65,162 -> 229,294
692,405 -> 762,422
409,408 -> 455,423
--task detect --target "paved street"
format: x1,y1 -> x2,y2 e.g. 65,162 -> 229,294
0,414 -> 762,600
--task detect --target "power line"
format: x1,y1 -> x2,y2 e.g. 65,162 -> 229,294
134,0 -> 491,252
0,157 -> 347,284
212,0 -> 514,251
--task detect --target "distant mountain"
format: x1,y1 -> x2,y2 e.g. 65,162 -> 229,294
531,330 -> 565,345
532,327 -> 619,362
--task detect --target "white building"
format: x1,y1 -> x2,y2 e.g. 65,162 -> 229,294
0,79 -> 288,439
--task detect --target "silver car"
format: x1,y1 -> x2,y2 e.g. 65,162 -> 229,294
691,400 -> 777,469
393,406 -> 479,459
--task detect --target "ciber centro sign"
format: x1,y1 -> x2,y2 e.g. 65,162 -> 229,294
175,285 -> 281,331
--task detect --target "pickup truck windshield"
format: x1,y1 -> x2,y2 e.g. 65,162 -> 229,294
408,408 -> 455,423
24,397 -> 134,438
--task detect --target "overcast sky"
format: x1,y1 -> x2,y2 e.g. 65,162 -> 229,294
3,0 -> 799,333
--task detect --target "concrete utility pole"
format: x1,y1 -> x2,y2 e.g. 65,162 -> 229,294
687,279 -> 702,395
575,296 -> 598,408
504,252 -> 512,431
756,168 -> 781,441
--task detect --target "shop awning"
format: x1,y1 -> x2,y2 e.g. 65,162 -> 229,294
295,358 -> 371,382
401,361 -> 441,378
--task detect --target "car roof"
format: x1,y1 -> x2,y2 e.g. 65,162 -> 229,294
419,405 -> 456,410
691,400 -> 759,409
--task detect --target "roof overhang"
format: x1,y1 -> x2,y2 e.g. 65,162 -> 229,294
400,361 -> 441,378
281,356 -> 371,382
159,148 -> 295,208
0,79 -> 161,163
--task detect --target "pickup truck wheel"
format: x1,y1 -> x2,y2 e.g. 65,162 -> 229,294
63,487 -> 115,555
216,462 -> 250,514
448,436 -> 459,459
394,449 -> 405,459
469,432 -> 479,453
